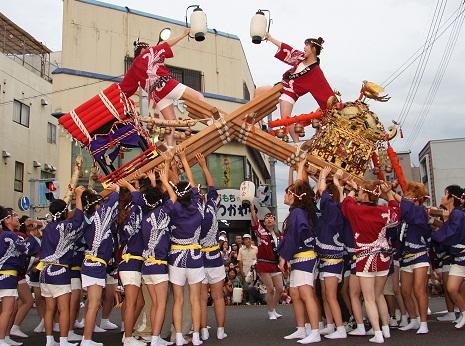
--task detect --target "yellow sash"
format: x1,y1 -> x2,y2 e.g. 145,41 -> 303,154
144,257 -> 168,265
320,258 -> 343,263
36,261 -> 69,271
121,253 -> 145,263
403,251 -> 427,259
71,266 -> 81,271
201,245 -> 220,252
171,244 -> 202,250
84,254 -> 107,267
0,270 -> 18,276
293,250 -> 317,259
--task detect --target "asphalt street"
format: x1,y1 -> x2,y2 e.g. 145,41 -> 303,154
16,296 -> 465,345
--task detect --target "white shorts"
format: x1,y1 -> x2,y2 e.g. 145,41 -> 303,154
344,269 -> 351,278
290,270 -> 315,288
401,262 -> 430,273
40,284 -> 71,298
143,274 -> 169,285
442,265 -> 451,273
157,84 -> 187,110
18,279 -> 27,285
106,274 -> 117,285
356,270 -> 389,278
0,289 -> 18,299
449,264 -> 465,278
71,278 -> 82,291
119,271 -> 142,287
29,281 -> 40,288
202,266 -> 226,285
319,271 -> 343,283
82,274 -> 106,290
169,266 -> 205,286
278,93 -> 296,105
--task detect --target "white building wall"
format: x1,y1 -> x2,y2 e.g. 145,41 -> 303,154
0,53 -> 56,214
419,138 -> 465,206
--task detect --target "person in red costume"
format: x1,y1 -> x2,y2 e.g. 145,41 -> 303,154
254,33 -> 335,146
342,179 -> 400,344
119,28 -> 204,148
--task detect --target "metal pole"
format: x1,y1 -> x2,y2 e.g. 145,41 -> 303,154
267,113 -> 278,230
29,179 -> 35,219
269,156 -> 278,232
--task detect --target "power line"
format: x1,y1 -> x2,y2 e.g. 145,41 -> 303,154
402,1 -> 465,151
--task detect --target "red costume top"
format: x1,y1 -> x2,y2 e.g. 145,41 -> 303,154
251,215 -> 282,273
119,42 -> 180,105
274,42 -> 335,110
341,197 -> 400,273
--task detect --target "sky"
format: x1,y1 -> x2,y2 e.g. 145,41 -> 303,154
2,0 -> 464,221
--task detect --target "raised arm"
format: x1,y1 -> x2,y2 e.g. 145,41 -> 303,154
381,182 -> 395,202
196,153 -> 214,187
317,166 -> 332,195
166,28 -> 190,47
74,186 -> 85,211
159,167 -> 177,203
116,178 -> 136,193
288,166 -> 295,185
249,204 -> 258,227
296,158 -> 308,183
176,147 -> 195,187
332,169 -> 345,203
265,32 -> 282,49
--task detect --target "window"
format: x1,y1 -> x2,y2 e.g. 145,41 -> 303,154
13,99 -> 30,127
166,65 -> 203,92
124,56 -> 134,73
243,82 -> 250,100
14,161 -> 24,192
47,122 -> 56,144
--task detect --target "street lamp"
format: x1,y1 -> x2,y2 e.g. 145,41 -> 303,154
157,28 -> 171,44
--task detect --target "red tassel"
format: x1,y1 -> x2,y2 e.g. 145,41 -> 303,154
109,137 -> 114,149
400,128 -> 404,138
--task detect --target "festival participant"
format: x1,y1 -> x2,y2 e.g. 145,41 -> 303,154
196,153 -> 227,341
0,207 -> 40,346
141,163 -> 176,346
79,184 -> 120,346
249,205 -> 284,321
432,241 -> 455,321
119,28 -> 205,148
115,177 -> 147,346
68,230 -> 86,342
23,218 -> 46,334
342,179 -> 400,344
254,32 -> 335,146
277,158 -> 320,344
10,216 -> 41,339
431,185 -> 465,329
315,167 -> 346,339
385,182 -> 432,334
38,187 -> 86,346
168,147 -> 205,346
331,171 -> 365,336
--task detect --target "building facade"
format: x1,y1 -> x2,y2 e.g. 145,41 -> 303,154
0,13 -> 58,217
51,0 -> 271,238
419,138 -> 465,207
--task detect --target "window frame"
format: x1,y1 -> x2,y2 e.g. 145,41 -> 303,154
14,161 -> 24,192
13,99 -> 30,127
47,122 -> 57,144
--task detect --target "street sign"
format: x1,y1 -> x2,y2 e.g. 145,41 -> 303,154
18,196 -> 31,211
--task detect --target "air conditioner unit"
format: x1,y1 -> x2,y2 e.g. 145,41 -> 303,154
33,160 -> 41,167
